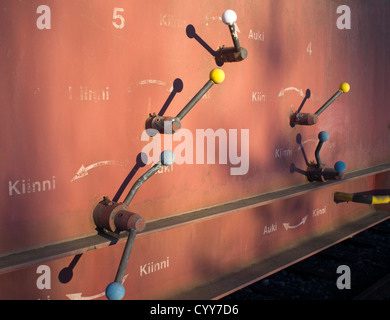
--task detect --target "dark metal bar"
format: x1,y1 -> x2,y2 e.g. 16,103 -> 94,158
314,90 -> 343,116
176,80 -> 214,120
228,24 -> 240,51
315,141 -> 324,167
123,162 -> 163,206
315,132 -> 329,167
114,228 -> 137,283
351,194 -> 373,205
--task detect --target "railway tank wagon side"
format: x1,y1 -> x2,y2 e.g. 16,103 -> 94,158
0,0 -> 390,300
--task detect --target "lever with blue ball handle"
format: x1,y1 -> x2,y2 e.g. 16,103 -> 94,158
93,151 -> 175,300
306,131 -> 346,182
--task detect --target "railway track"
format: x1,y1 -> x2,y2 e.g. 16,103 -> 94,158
222,218 -> 390,300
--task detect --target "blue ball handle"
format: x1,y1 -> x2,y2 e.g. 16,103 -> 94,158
106,282 -> 125,300
334,161 -> 346,173
318,131 -> 329,142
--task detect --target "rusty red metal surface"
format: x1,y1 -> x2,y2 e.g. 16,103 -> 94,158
0,0 -> 390,299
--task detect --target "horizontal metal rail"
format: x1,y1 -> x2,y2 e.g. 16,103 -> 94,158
1,161 -> 390,275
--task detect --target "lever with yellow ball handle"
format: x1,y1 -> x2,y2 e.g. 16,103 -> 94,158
290,82 -> 350,126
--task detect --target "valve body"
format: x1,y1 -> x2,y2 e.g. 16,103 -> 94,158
215,46 -> 248,64
307,164 -> 344,182
93,198 -> 145,233
290,112 -> 318,126
145,114 -> 181,134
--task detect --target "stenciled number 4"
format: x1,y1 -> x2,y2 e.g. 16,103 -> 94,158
307,42 -> 312,55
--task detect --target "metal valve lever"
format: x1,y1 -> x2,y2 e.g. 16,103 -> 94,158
306,131 -> 346,182
123,150 -> 175,206
290,82 -> 350,127
314,131 -> 329,167
145,69 -> 225,134
215,9 -> 248,64
104,217 -> 144,301
93,151 -> 175,300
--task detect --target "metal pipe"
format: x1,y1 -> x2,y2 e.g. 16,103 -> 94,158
314,90 -> 343,116
175,69 -> 224,121
123,150 -> 175,206
228,24 -> 240,51
123,162 -> 163,206
114,228 -> 137,283
176,80 -> 214,120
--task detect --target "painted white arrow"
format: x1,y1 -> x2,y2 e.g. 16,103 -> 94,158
71,160 -> 127,182
205,16 -> 222,25
66,274 -> 128,300
283,215 -> 308,230
205,16 -> 241,33
278,87 -> 304,97
65,291 -> 106,301
138,79 -> 167,87
296,139 -> 317,151
127,78 -> 171,96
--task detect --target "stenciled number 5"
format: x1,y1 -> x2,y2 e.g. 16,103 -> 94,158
112,7 -> 125,29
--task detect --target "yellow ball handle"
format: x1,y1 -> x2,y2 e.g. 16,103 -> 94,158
339,82 -> 350,93
209,68 -> 225,84
314,82 -> 350,117
176,69 -> 225,120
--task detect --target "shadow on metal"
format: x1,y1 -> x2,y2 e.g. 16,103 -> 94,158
290,133 -> 309,177
145,77 -> 183,137
58,253 -> 82,284
186,24 -> 221,65
158,78 -> 183,116
296,89 -> 311,114
112,152 -> 148,203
